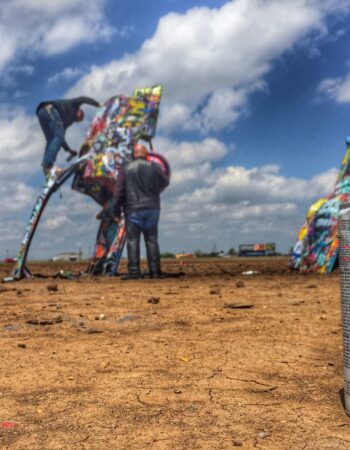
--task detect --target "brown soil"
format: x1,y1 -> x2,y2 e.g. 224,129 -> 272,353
0,257 -> 348,449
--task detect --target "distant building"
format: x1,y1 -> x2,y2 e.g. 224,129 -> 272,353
175,253 -> 196,259
238,243 -> 276,257
52,252 -> 81,262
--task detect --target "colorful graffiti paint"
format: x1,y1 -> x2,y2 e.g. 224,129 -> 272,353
72,85 -> 163,206
11,163 -> 83,280
290,138 -> 350,273
87,151 -> 170,276
9,85 -> 166,280
72,85 -> 166,275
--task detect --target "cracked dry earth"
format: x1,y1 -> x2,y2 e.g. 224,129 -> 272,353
0,257 -> 349,449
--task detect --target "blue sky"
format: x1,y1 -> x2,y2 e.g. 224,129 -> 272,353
2,0 -> 350,259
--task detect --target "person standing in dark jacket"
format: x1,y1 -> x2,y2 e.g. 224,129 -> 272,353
36,96 -> 100,175
112,143 -> 170,279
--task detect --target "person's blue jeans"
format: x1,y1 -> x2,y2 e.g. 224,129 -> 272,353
125,210 -> 161,276
37,106 -> 65,171
127,210 -> 160,230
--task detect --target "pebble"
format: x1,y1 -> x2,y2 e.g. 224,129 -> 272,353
209,287 -> 221,295
47,284 -> 58,292
235,280 -> 245,288
95,314 -> 106,320
17,343 -> 26,348
258,431 -> 270,439
148,297 -> 160,304
87,328 -> 103,334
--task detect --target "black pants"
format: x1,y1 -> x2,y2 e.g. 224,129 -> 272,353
125,211 -> 161,276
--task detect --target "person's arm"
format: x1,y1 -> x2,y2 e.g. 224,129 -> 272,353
61,139 -> 73,153
153,165 -> 170,192
112,168 -> 126,218
61,139 -> 78,161
73,96 -> 100,108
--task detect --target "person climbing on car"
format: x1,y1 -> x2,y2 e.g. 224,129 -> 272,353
112,143 -> 170,280
36,96 -> 100,176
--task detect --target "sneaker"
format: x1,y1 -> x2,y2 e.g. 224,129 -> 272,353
44,166 -> 63,179
53,166 -> 63,175
51,166 -> 63,180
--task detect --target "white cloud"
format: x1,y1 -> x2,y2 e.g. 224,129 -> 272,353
41,215 -> 70,231
157,137 -> 228,167
0,107 -> 43,178
318,73 -> 350,102
177,165 -> 336,207
0,0 -> 116,72
0,181 -> 36,214
48,67 -> 85,86
68,0 -> 349,133
190,88 -> 249,132
154,137 -> 338,253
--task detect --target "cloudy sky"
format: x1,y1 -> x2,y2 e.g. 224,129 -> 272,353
2,0 -> 350,259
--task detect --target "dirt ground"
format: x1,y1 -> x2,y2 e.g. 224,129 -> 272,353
0,257 -> 349,449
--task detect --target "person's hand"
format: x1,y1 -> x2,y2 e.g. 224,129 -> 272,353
96,209 -> 104,220
66,150 -> 78,162
96,208 -> 121,223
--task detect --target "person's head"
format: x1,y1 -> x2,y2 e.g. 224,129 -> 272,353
133,143 -> 148,159
76,108 -> 84,122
